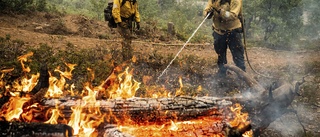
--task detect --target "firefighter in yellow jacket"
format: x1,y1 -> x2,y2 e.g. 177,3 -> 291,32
112,0 -> 140,61
204,0 -> 246,77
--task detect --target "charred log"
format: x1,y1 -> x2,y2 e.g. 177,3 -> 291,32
43,96 -> 234,123
30,64 -> 49,95
0,121 -> 73,137
30,88 -> 49,104
224,64 -> 265,93
224,64 -> 304,136
0,95 -> 10,109
251,80 -> 304,135
43,96 -> 251,137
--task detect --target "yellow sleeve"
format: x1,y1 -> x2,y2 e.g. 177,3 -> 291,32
230,0 -> 242,16
220,0 -> 242,21
112,0 -> 122,23
134,2 -> 141,23
204,0 -> 213,13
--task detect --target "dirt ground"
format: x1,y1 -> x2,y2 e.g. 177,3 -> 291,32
0,12 -> 320,136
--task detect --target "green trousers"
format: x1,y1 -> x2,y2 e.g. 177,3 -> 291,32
117,24 -> 133,61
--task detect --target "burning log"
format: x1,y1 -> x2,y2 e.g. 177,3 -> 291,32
43,96 -> 251,137
30,88 -> 49,104
43,96 -> 234,122
0,121 -> 73,137
1,58 -> 252,137
30,64 -> 49,95
224,64 -> 304,135
0,95 -> 10,109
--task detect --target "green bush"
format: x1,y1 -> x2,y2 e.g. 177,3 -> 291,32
0,0 -> 49,13
0,0 -> 34,13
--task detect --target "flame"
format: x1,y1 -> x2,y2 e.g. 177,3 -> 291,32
110,67 -> 140,99
17,52 -> 33,73
1,96 -> 30,121
12,73 -> 40,92
46,63 -> 76,98
0,68 -> 14,88
65,82 -> 104,136
144,85 -> 172,98
229,103 -> 250,129
45,100 -> 62,124
0,73 -> 5,88
175,76 -> 184,96
68,106 -> 82,135
0,52 -> 252,137
117,104 -> 252,137
54,63 -> 76,80
46,72 -> 64,97
243,130 -> 253,137
169,120 -> 178,131
118,116 -> 227,137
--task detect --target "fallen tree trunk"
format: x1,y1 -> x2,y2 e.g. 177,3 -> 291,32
30,64 -> 49,95
0,121 -> 73,137
43,96 -> 234,123
224,64 -> 304,136
43,96 -> 251,137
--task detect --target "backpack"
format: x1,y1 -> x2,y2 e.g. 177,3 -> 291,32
104,0 -> 126,28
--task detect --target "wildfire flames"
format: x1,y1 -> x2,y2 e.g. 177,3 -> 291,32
0,52 -> 252,137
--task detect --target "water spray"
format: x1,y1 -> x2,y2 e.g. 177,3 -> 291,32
156,13 -> 212,83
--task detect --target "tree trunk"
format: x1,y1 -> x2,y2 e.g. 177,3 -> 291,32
223,64 -> 304,135
43,96 -> 234,123
0,121 -> 73,137
167,22 -> 175,35
43,96 -> 251,137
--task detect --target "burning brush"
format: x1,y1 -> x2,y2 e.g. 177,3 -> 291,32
0,52 -> 252,137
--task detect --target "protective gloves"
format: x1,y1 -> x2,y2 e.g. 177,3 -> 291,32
203,7 -> 214,19
203,0 -> 221,19
118,22 -> 127,28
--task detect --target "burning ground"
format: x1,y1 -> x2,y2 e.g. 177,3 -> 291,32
0,12 -> 320,136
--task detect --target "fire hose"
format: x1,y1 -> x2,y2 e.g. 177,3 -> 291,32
240,6 -> 273,79
208,6 -> 272,78
156,9 -> 271,82
156,13 -> 212,82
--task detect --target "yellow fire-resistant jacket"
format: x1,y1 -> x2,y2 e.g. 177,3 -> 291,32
204,0 -> 242,34
112,0 -> 140,23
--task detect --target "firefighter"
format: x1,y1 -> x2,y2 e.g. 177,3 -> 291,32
112,0 -> 140,61
203,0 -> 246,77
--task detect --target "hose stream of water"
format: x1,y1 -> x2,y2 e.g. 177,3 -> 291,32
156,13 -> 212,83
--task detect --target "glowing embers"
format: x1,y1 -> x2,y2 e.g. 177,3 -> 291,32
117,103 -> 252,137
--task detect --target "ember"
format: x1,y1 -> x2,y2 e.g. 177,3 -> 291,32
0,53 -> 252,137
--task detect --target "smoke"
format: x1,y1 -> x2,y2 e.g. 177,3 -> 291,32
266,103 -> 313,136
